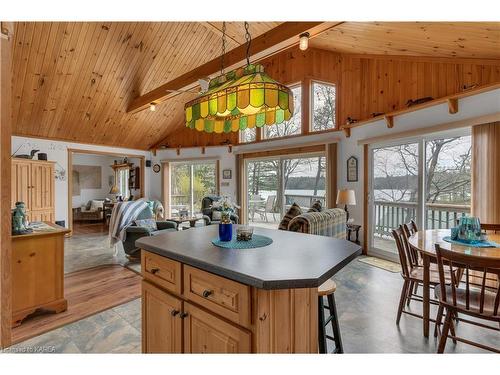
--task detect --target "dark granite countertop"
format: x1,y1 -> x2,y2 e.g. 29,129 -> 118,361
136,225 -> 361,290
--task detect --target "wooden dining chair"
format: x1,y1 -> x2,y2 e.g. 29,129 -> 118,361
434,244 -> 500,353
392,226 -> 456,338
481,223 -> 500,233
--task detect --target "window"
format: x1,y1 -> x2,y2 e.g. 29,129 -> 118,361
311,81 -> 336,131
116,167 -> 130,199
369,132 -> 471,260
169,160 -> 217,217
245,154 -> 326,228
239,127 -> 256,143
263,84 -> 302,139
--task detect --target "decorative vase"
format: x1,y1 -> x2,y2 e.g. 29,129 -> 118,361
458,216 -> 481,243
219,223 -> 232,242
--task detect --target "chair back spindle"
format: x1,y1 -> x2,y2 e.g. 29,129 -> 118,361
435,244 -> 500,318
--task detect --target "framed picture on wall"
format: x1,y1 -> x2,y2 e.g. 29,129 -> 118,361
222,169 -> 232,180
347,156 -> 358,182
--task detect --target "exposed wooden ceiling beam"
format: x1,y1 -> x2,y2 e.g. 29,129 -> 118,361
126,22 -> 341,114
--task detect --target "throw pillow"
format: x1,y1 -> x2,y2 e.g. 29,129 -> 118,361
85,201 -> 92,211
212,211 -> 222,221
134,218 -> 158,232
308,200 -> 323,213
278,203 -> 302,230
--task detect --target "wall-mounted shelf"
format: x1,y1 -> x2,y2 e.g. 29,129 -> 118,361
340,82 -> 500,137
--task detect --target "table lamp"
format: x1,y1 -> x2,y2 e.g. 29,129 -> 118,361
336,189 -> 356,222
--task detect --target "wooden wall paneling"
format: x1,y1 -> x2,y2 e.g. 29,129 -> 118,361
472,122 -> 500,224
0,21 -> 14,349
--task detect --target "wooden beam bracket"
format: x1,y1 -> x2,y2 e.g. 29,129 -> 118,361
342,126 -> 351,138
448,98 -> 459,114
385,115 -> 394,128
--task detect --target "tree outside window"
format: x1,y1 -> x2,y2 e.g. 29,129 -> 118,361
240,127 -> 256,143
311,81 -> 336,131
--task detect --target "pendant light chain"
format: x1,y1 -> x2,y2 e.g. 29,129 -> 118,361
220,21 -> 227,75
244,21 -> 252,66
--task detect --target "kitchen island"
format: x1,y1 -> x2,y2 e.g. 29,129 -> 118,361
136,225 -> 361,353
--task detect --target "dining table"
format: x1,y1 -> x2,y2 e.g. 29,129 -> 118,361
408,228 -> 500,337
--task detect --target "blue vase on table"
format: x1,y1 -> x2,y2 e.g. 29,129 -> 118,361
219,223 -> 232,242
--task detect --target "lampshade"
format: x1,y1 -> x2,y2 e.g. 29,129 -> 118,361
109,185 -> 119,194
184,64 -> 293,133
336,189 -> 356,206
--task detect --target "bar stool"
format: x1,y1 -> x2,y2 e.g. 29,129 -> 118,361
318,279 -> 343,354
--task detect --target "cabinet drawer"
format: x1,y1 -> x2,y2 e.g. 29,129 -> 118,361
142,251 -> 182,294
183,265 -> 250,327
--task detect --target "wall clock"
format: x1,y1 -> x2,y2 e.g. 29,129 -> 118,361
347,156 -> 358,182
152,164 -> 161,173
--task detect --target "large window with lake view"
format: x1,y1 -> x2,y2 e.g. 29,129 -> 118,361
245,154 -> 326,228
370,133 -> 471,259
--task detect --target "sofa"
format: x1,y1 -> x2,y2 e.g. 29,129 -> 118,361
123,206 -> 178,259
201,195 -> 239,225
287,208 -> 346,239
73,199 -> 109,222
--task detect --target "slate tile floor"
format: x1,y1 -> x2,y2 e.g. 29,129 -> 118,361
4,255 -> 498,353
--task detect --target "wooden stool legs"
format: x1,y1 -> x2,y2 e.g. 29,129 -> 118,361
318,294 -> 344,354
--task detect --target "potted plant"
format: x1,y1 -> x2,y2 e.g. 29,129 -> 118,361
211,196 -> 239,241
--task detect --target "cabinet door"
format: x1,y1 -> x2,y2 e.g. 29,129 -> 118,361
31,163 -> 54,211
12,161 -> 31,209
183,302 -> 251,353
142,281 -> 182,353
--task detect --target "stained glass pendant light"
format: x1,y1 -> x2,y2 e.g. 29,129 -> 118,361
184,22 -> 294,134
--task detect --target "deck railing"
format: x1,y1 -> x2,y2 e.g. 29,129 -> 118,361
374,200 -> 470,238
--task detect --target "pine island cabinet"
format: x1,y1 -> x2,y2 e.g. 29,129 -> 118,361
138,225 -> 361,354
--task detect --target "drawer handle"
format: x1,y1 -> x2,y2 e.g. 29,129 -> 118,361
150,267 -> 160,275
202,290 -> 213,298
179,312 -> 189,319
170,309 -> 180,317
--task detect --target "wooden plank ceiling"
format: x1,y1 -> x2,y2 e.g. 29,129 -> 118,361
12,21 -> 500,150
12,22 -> 279,150
311,22 -> 500,59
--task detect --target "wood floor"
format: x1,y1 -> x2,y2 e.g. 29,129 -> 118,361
72,221 -> 109,235
11,264 -> 141,344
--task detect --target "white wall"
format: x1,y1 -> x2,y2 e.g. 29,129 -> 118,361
11,136 -> 152,226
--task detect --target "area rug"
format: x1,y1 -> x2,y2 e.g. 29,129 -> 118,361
358,256 -> 401,273
11,264 -> 141,344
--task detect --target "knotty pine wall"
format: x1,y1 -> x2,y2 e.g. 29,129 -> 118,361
145,47 -> 500,149
260,46 -> 500,130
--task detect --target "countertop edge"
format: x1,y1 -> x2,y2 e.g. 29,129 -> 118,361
138,241 -> 362,290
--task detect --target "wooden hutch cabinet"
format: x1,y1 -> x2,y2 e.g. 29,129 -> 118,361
11,158 -> 55,222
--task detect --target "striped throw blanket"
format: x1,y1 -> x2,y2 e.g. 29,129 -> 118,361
109,200 -> 148,246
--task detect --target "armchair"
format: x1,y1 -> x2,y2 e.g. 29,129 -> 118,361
123,206 -> 178,259
201,195 -> 239,225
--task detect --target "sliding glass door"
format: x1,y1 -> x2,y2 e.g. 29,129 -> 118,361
169,160 -> 217,217
369,132 -> 471,260
245,154 -> 326,228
